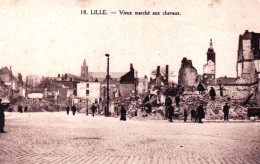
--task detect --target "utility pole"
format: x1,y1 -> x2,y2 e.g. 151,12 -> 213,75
105,54 -> 110,116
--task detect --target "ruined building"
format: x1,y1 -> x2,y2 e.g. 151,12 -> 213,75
150,65 -> 169,88
178,58 -> 200,91
236,30 -> 260,104
215,30 -> 260,104
119,64 -> 137,97
203,39 -> 216,86
237,30 -> 260,84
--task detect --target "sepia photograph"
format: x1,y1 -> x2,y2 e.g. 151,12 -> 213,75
0,0 -> 260,163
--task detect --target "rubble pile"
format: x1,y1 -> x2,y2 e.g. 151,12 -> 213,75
131,92 -> 253,121
11,98 -> 65,112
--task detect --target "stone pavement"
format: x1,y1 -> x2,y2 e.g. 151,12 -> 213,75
0,112 -> 259,164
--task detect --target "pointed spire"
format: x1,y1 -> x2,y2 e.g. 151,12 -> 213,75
83,59 -> 86,66
209,39 -> 213,49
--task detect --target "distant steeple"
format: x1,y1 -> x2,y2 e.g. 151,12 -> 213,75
83,59 -> 87,66
207,39 -> 215,63
209,38 -> 213,49
81,59 -> 88,79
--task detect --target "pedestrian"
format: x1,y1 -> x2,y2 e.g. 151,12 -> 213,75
24,105 -> 28,112
72,105 -> 76,116
175,95 -> 180,107
209,87 -> 216,101
197,81 -> 205,95
219,84 -> 224,97
197,103 -> 204,123
18,105 -> 23,113
165,95 -> 172,119
66,106 -> 70,115
168,104 -> 174,123
120,103 -> 126,121
191,109 -> 196,122
223,103 -> 230,121
91,103 -> 97,117
184,108 -> 188,122
0,99 -> 5,133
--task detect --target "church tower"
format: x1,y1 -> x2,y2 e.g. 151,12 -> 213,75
203,39 -> 216,85
81,59 -> 88,79
207,39 -> 216,63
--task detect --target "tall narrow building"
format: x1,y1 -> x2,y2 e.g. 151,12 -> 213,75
203,39 -> 216,85
80,59 -> 88,79
236,30 -> 260,84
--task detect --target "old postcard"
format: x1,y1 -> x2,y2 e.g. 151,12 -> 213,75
0,0 -> 260,163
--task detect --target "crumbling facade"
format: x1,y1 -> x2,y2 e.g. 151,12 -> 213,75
203,39 -> 216,86
137,75 -> 149,94
178,58 -> 200,90
236,30 -> 260,104
216,30 -> 260,104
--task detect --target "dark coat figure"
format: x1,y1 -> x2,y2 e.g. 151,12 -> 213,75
120,105 -> 126,121
184,109 -> 188,122
72,105 -> 76,116
219,85 -> 224,97
191,109 -> 196,122
168,105 -> 174,122
223,103 -> 230,121
18,105 -> 23,113
165,96 -> 172,119
66,106 -> 70,115
91,104 -> 97,117
0,99 -> 5,133
175,96 -> 180,107
145,103 -> 152,114
197,82 -> 205,94
24,106 -> 28,112
209,87 -> 216,100
197,104 -> 204,123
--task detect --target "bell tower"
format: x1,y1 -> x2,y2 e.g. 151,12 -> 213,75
81,59 -> 88,79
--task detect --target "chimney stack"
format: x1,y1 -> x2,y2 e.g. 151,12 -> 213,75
166,65 -> 169,84
130,63 -> 133,71
156,66 -> 160,77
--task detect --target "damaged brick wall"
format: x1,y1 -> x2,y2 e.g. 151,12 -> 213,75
178,58 -> 199,89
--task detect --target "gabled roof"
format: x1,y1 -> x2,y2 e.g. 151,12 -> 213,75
120,70 -> 135,84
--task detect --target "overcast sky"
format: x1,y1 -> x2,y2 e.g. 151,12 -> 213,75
0,0 -> 260,82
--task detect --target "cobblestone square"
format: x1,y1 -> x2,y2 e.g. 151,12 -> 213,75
0,112 -> 259,164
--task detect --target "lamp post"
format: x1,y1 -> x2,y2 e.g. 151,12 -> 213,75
105,54 -> 110,116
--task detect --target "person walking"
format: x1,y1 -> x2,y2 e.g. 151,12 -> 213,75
72,105 -> 76,116
165,95 -> 172,119
223,103 -> 230,121
120,103 -> 126,121
91,103 -> 97,117
197,103 -> 204,123
0,99 -> 5,133
184,108 -> 188,122
66,106 -> 70,115
24,105 -> 28,112
191,109 -> 196,122
168,104 -> 174,123
209,87 -> 216,101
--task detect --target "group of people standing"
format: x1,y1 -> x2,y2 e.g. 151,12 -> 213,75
165,94 -> 231,123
